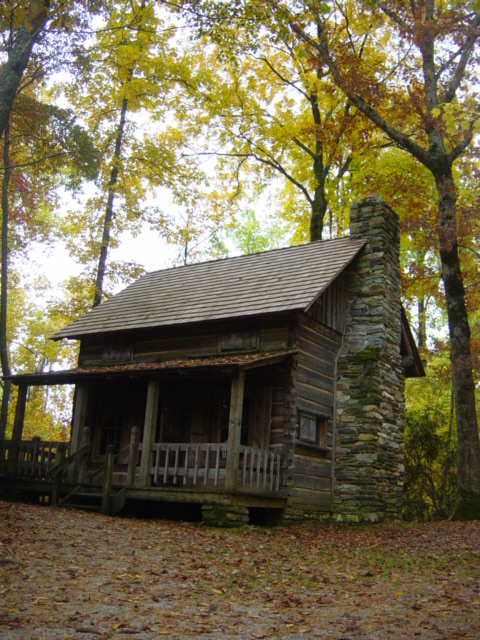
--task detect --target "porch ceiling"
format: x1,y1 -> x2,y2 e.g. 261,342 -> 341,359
5,350 -> 297,386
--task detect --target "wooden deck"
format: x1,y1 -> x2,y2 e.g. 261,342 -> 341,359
0,437 -> 284,514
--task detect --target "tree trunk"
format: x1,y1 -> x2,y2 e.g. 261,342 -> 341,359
308,6 -> 480,517
92,96 -> 129,308
435,167 -> 480,518
310,180 -> 327,241
417,297 -> 427,349
0,122 -> 11,438
0,2 -> 49,142
0,3 -> 49,436
309,87 -> 328,242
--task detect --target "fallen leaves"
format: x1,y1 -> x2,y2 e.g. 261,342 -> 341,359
0,501 -> 480,639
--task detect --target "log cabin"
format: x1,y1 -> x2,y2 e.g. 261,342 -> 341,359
0,197 -> 424,525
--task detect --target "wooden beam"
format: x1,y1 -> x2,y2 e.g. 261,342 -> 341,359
139,380 -> 160,487
8,384 -> 27,476
225,369 -> 245,491
11,384 -> 27,445
127,426 -> 139,486
101,445 -> 116,515
70,385 -> 89,455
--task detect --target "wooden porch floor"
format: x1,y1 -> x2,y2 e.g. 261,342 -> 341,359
0,438 -> 285,516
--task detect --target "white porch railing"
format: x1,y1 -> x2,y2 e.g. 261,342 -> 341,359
239,446 -> 282,492
148,443 -> 228,487
146,442 -> 282,493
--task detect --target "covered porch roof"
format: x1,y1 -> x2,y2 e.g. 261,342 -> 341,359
4,350 -> 297,387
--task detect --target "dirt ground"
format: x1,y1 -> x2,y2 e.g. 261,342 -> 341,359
0,501 -> 479,640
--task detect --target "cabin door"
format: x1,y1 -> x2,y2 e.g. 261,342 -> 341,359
248,386 -> 273,450
93,386 -> 146,459
218,385 -> 272,449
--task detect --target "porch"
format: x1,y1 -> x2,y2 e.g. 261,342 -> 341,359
0,429 -> 284,516
1,353 -> 292,521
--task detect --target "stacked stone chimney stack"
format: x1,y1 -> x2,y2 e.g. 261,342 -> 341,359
334,197 -> 405,522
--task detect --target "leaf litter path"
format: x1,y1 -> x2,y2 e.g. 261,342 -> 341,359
1,501 -> 479,640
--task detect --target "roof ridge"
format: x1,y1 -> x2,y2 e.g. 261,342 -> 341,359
142,234 -> 357,278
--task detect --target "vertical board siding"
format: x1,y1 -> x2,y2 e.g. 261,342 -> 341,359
311,273 -> 347,333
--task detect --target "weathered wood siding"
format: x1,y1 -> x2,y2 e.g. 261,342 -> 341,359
78,317 -> 296,367
289,313 -> 344,513
311,273 -> 347,334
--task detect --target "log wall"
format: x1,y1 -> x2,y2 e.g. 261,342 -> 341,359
78,317 -> 295,367
287,314 -> 343,515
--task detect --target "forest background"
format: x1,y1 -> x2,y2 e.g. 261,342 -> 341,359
0,0 -> 479,520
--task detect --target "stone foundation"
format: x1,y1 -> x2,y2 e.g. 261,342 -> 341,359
201,505 -> 250,527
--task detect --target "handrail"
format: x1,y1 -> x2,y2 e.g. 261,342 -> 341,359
87,443 -> 131,483
239,446 -> 282,492
13,439 -> 70,479
48,443 -> 89,478
55,442 -> 132,510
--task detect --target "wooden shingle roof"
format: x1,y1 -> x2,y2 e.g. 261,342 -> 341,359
54,236 -> 366,339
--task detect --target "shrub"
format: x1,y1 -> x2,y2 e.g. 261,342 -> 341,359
403,410 -> 457,521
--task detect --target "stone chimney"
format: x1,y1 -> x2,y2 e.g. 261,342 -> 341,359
334,197 -> 405,522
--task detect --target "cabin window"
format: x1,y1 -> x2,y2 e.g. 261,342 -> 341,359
102,341 -> 132,363
219,332 -> 259,353
93,387 -> 146,458
298,412 -> 327,448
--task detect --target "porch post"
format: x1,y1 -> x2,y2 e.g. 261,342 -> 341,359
70,385 -> 89,455
139,380 -> 160,487
225,369 -> 245,491
8,383 -> 27,476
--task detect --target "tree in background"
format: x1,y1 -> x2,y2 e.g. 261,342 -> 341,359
4,281 -> 77,440
0,0 -> 49,140
256,0 -> 480,518
180,1 -> 384,243
404,348 -> 458,520
0,0 -> 101,437
227,208 -> 287,255
58,0 -> 219,307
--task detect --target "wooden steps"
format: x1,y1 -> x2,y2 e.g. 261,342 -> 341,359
60,487 -> 126,515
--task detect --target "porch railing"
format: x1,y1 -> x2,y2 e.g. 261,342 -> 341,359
147,443 -> 228,487
1,436 -> 282,495
0,437 -> 70,479
146,442 -> 282,492
239,446 -> 282,492
0,440 -> 10,476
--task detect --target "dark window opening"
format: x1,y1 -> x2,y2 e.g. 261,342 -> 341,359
298,412 -> 328,448
160,394 -> 192,443
99,426 -> 122,455
219,332 -> 259,353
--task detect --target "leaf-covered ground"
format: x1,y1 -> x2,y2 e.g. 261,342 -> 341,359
0,501 -> 479,639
